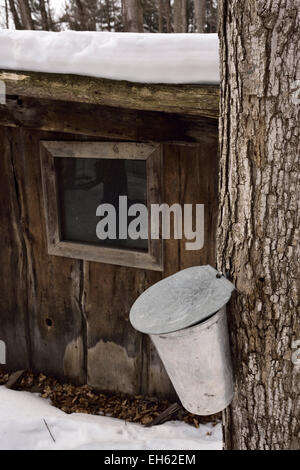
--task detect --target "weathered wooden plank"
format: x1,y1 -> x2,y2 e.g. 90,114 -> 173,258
144,145 -> 182,399
147,146 -> 164,271
0,97 -> 218,144
0,70 -> 220,118
85,263 -> 162,395
0,126 -> 31,371
11,129 -> 87,383
46,241 -> 163,272
163,145 -> 182,277
178,140 -> 218,269
42,141 -> 158,160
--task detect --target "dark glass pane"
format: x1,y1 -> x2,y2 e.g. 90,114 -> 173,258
55,157 -> 148,252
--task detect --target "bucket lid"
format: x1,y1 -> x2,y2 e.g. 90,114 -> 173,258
130,265 -> 235,335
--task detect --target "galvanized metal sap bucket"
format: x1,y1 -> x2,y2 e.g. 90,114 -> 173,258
130,265 -> 235,416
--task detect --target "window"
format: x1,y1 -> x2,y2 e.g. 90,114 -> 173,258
40,142 -> 163,271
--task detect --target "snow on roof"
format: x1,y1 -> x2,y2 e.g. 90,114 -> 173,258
0,30 -> 219,85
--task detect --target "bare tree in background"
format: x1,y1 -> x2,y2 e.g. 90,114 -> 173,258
17,0 -> 34,29
7,0 -> 58,30
46,0 -> 55,30
4,0 -> 9,28
39,0 -> 50,30
61,0 -> 99,31
8,0 -> 21,29
173,0 -> 187,33
74,0 -> 87,29
164,0 -> 172,32
103,0 -> 113,31
156,0 -> 172,33
157,0 -> 163,32
3,0 -> 217,33
206,0 -> 217,32
122,0 -> 144,32
194,0 -> 205,32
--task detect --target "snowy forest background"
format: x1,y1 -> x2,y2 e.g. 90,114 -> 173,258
0,1 -> 218,33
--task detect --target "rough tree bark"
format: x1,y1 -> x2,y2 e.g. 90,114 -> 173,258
218,0 -> 300,450
194,0 -> 206,33
174,0 -> 187,33
123,0 -> 144,32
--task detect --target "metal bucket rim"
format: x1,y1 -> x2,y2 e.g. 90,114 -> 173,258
151,305 -> 226,339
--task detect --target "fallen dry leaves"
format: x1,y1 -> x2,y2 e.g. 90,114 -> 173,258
0,368 -> 221,428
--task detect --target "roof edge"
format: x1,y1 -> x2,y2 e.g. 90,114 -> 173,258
0,70 -> 219,119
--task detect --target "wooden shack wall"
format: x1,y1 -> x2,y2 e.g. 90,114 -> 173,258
0,100 -> 218,400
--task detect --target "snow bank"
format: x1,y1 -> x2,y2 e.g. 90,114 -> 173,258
0,386 -> 222,450
0,30 -> 219,84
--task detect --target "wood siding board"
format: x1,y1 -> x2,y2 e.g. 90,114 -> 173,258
15,129 -> 86,383
0,126 -> 31,371
1,98 -> 218,144
85,263 -> 162,395
40,146 -> 61,250
147,146 -> 164,271
178,140 -> 218,270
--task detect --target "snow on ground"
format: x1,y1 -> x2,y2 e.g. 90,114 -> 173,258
0,30 -> 219,84
0,386 -> 222,450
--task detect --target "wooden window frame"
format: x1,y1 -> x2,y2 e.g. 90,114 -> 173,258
40,141 -> 164,272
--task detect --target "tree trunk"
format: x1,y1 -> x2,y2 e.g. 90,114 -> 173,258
174,0 -> 187,33
158,0 -> 163,32
5,0 -> 9,28
181,0 -> 187,32
123,0 -> 144,32
87,0 -> 98,30
218,0 -> 300,450
39,0 -> 50,30
104,0 -> 112,31
164,0 -> 172,33
46,0 -> 55,31
17,0 -> 34,29
206,0 -> 218,32
8,0 -> 22,29
194,0 -> 206,32
75,0 -> 87,30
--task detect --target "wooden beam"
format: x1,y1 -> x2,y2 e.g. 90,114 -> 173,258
0,70 -> 219,119
0,97 -> 218,144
